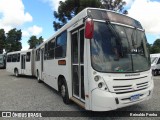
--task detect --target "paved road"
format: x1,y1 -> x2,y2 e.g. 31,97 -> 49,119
0,69 -> 160,119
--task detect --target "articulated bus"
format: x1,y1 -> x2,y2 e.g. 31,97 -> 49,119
9,8 -> 153,111
35,8 -> 154,111
6,49 -> 35,77
0,54 -> 6,69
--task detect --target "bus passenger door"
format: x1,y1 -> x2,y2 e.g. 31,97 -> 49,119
71,28 -> 85,102
21,54 -> 26,74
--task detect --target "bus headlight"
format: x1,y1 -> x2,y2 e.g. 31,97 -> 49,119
98,82 -> 103,88
94,75 -> 100,82
94,75 -> 109,91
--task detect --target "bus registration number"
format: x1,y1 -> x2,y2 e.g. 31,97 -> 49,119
130,94 -> 140,101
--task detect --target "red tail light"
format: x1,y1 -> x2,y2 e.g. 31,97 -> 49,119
85,18 -> 94,39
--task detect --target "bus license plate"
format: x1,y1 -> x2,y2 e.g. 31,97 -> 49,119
130,94 -> 140,101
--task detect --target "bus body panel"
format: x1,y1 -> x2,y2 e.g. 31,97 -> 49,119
0,54 -> 6,69
150,54 -> 160,73
7,62 -> 20,74
91,83 -> 153,111
86,34 -> 153,111
6,49 -> 35,76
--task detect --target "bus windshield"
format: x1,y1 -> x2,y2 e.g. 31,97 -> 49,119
91,22 -> 150,73
151,57 -> 158,64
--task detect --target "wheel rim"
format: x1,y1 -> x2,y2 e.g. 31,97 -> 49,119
15,70 -> 18,76
37,72 -> 39,80
61,85 -> 66,97
154,71 -> 157,75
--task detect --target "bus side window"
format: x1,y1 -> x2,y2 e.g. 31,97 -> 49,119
7,55 -> 12,62
17,53 -> 20,62
72,32 -> 78,64
36,50 -> 38,61
44,43 -> 48,60
38,49 -> 40,61
26,52 -> 31,62
157,58 -> 160,64
55,31 -> 67,59
48,38 -> 55,59
12,54 -> 17,62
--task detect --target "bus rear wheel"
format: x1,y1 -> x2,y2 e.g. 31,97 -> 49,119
60,80 -> 70,104
14,69 -> 19,77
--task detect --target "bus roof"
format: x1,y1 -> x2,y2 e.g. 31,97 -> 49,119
150,53 -> 160,57
36,8 -> 89,49
7,49 -> 33,55
36,7 -> 143,49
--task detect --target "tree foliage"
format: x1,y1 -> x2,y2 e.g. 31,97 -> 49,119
53,0 -> 127,31
0,29 -> 6,54
0,28 -> 45,52
28,36 -> 44,49
101,0 -> 127,14
150,39 -> 160,54
5,28 -> 22,53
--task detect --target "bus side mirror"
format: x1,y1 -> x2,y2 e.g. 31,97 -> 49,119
85,18 -> 94,39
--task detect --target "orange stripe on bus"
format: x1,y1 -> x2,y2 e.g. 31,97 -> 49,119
58,60 -> 66,65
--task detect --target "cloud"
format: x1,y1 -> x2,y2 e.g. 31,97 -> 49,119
22,25 -> 43,37
22,30 -> 30,37
21,45 -> 29,51
128,0 -> 160,35
0,0 -> 32,32
124,0 -> 135,8
43,0 -> 65,11
28,25 -> 43,36
22,25 -> 43,51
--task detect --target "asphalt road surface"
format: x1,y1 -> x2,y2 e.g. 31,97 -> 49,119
0,69 -> 160,120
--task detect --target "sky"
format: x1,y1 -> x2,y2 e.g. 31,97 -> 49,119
0,0 -> 160,50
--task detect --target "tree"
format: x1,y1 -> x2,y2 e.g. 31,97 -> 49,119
150,39 -> 160,54
53,0 -> 102,31
0,29 -> 6,54
150,46 -> 160,54
101,0 -> 127,14
53,0 -> 127,31
28,36 -> 44,49
153,39 -> 160,47
5,28 -> 22,53
146,42 -> 152,53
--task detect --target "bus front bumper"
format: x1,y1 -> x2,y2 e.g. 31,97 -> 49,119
91,84 -> 154,111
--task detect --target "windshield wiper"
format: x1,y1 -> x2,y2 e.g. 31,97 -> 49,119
105,21 -> 122,61
105,21 -> 120,39
131,27 -> 137,47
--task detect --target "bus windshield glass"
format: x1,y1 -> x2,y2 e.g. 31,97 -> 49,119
91,22 -> 150,73
87,9 -> 142,29
151,57 -> 158,64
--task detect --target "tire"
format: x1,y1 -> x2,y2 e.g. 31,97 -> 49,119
14,69 -> 19,77
60,79 -> 70,104
153,70 -> 158,76
37,71 -> 42,83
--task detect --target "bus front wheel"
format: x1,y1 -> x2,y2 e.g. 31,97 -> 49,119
153,70 -> 158,76
60,79 -> 70,104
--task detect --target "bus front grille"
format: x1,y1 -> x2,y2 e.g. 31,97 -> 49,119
113,81 -> 149,94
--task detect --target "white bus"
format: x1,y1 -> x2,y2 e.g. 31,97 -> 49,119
35,8 -> 153,111
150,53 -> 160,76
0,54 -> 6,69
6,49 -> 35,77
